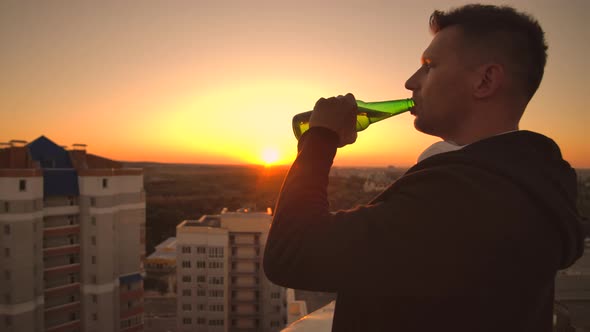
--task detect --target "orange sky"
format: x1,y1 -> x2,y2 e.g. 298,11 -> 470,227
1,0 -> 588,168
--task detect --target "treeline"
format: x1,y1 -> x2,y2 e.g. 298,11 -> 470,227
139,163 -> 405,255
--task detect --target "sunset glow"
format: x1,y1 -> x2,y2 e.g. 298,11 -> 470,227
1,1 -> 588,168
261,148 -> 280,167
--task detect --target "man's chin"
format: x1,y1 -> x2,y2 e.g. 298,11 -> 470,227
413,119 -> 437,137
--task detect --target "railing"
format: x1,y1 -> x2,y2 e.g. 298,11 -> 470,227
44,282 -> 80,296
44,318 -> 80,332
120,306 -> 144,319
43,263 -> 81,277
120,324 -> 144,332
44,301 -> 80,314
280,301 -> 582,332
43,244 -> 80,257
43,225 -> 80,237
120,289 -> 144,301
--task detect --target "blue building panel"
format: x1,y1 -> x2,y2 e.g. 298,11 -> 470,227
27,136 -> 74,169
43,169 -> 80,196
120,273 -> 143,285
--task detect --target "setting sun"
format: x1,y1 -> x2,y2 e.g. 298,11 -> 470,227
262,147 -> 280,166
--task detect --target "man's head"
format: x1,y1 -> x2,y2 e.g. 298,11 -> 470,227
430,5 -> 547,101
405,4 -> 548,144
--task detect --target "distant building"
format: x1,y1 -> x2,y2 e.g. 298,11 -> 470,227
555,237 -> 590,330
175,208 -> 287,332
146,237 -> 177,294
0,136 -> 145,332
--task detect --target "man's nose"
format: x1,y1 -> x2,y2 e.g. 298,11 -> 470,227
405,69 -> 420,91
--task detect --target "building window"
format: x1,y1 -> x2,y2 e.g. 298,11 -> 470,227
92,275 -> 97,284
208,290 -> 223,297
5,316 -> 12,327
90,197 -> 96,207
197,304 -> 206,311
102,178 -> 108,189
271,320 -> 281,327
208,304 -> 224,312
4,293 -> 11,304
91,256 -> 96,264
208,247 -> 224,258
3,225 -> 9,235
197,289 -> 205,296
208,261 -> 223,269
197,317 -> 206,325
91,217 -> 96,226
19,179 -> 26,192
209,276 -> 224,285
208,319 -> 224,326
181,246 -> 191,254
4,270 -> 10,280
182,317 -> 192,325
182,275 -> 191,282
196,261 -> 206,268
181,261 -> 191,268
196,275 -> 206,283
182,303 -> 192,311
182,289 -> 191,296
91,236 -> 96,245
4,248 -> 9,257
92,313 -> 98,321
271,292 -> 281,299
196,247 -> 206,254
92,295 -> 97,303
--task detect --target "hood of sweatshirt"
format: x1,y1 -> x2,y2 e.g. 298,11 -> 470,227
412,130 -> 585,269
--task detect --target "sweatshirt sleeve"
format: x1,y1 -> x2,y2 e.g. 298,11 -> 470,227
263,126 -> 385,292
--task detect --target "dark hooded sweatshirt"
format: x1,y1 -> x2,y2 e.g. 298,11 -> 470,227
263,127 -> 585,332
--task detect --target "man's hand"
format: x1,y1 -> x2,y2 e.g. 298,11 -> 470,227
310,93 -> 358,147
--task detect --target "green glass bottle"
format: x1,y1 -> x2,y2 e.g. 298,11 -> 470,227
292,98 -> 415,140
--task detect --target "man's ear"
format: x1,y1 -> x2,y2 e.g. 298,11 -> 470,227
473,63 -> 504,98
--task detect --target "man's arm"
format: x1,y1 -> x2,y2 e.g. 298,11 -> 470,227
263,126 -> 428,293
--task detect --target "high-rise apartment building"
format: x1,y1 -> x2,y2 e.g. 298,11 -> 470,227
176,208 -> 286,332
0,136 -> 145,332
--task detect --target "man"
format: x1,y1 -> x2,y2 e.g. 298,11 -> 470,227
263,4 -> 585,332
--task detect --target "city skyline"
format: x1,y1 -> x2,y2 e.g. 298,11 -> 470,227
1,0 -> 589,168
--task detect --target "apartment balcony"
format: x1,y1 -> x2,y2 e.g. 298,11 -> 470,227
44,319 -> 81,332
229,312 -> 260,319
230,270 -> 260,276
121,306 -> 144,319
43,244 -> 80,257
44,282 -> 81,297
43,225 -> 80,237
231,256 -> 260,262
231,284 -> 259,290
230,243 -> 261,248
44,205 -> 80,217
121,324 -> 145,332
44,263 -> 81,277
120,288 -> 144,301
44,301 -> 81,315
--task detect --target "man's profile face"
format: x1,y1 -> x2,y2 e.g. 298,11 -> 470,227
405,26 -> 477,141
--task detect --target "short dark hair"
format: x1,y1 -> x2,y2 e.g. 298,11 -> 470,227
430,4 -> 547,101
